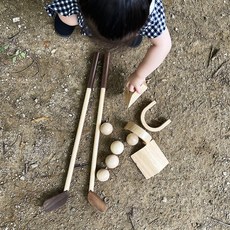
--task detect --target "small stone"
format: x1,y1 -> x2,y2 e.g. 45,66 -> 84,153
71,207 -> 76,212
20,176 -> 25,181
30,163 -> 38,169
13,17 -> 20,23
51,49 -> 56,54
162,197 -> 167,203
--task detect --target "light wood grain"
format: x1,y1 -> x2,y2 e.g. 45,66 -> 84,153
124,121 -> 152,144
64,52 -> 99,191
89,52 -> 110,192
140,101 -> 171,132
125,82 -> 148,108
131,140 -> 169,179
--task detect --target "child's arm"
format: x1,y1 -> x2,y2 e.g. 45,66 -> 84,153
126,27 -> 172,93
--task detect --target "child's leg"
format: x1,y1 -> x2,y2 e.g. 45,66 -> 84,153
58,14 -> 78,26
54,14 -> 78,37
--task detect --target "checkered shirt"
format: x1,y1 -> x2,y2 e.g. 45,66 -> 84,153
45,0 -> 166,38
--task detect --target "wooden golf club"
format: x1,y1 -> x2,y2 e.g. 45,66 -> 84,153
43,52 -> 100,212
87,52 -> 110,212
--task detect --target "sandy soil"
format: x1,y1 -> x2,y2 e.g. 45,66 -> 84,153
0,0 -> 230,229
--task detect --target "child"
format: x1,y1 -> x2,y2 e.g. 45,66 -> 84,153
46,0 -> 172,93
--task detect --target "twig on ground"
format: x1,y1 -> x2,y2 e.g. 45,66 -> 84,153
127,207 -> 135,230
31,116 -> 50,123
207,46 -> 219,67
31,59 -> 40,78
2,141 -> 6,155
8,30 -> 21,40
12,59 -> 35,73
211,217 -> 230,227
149,217 -> 159,225
2,134 -> 20,154
211,59 -> 229,78
74,162 -> 88,168
24,162 -> 29,174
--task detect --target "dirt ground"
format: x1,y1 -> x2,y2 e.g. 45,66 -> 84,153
0,0 -> 230,229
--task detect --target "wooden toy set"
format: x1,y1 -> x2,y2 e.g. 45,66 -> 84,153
43,51 -> 171,213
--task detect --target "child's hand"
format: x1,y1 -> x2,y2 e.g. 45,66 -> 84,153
126,72 -> 146,94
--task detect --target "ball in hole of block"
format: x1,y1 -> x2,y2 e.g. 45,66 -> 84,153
126,133 -> 139,146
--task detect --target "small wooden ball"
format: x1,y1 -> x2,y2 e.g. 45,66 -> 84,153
100,122 -> 113,135
126,133 -> 139,146
110,141 -> 124,155
96,169 -> 110,182
105,154 -> 119,169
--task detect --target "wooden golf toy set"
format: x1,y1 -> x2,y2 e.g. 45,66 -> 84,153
43,51 -> 171,213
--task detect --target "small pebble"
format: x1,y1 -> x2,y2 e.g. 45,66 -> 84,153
51,49 -> 56,54
20,176 -> 25,181
13,17 -> 20,23
30,163 -> 38,169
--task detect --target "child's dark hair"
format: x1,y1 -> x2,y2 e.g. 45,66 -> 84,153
79,0 -> 151,41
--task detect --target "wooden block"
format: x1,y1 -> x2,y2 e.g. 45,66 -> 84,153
124,121 -> 152,144
140,101 -> 171,132
125,82 -> 148,108
131,140 -> 169,179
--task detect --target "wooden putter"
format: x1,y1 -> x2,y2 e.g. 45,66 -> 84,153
87,52 -> 110,212
125,82 -> 147,108
43,52 -> 100,212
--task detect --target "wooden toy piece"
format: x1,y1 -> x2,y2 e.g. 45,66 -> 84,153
100,122 -> 113,135
131,140 -> 169,179
42,52 -> 100,212
110,141 -> 124,155
105,154 -> 119,169
96,169 -> 110,182
140,101 -> 171,132
125,82 -> 148,108
124,121 -> 152,144
126,133 -> 139,146
88,52 -> 110,213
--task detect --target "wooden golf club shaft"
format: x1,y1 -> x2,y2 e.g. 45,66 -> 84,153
89,52 -> 110,191
64,52 -> 100,192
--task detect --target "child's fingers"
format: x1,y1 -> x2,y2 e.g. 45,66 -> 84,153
129,84 -> 135,92
134,85 -> 141,94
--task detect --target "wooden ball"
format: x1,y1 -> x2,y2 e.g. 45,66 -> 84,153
100,122 -> 113,135
110,141 -> 124,155
126,133 -> 139,146
96,169 -> 110,182
105,154 -> 119,169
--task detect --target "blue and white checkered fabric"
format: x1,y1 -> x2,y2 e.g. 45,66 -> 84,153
139,0 -> 166,38
45,0 -> 166,38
